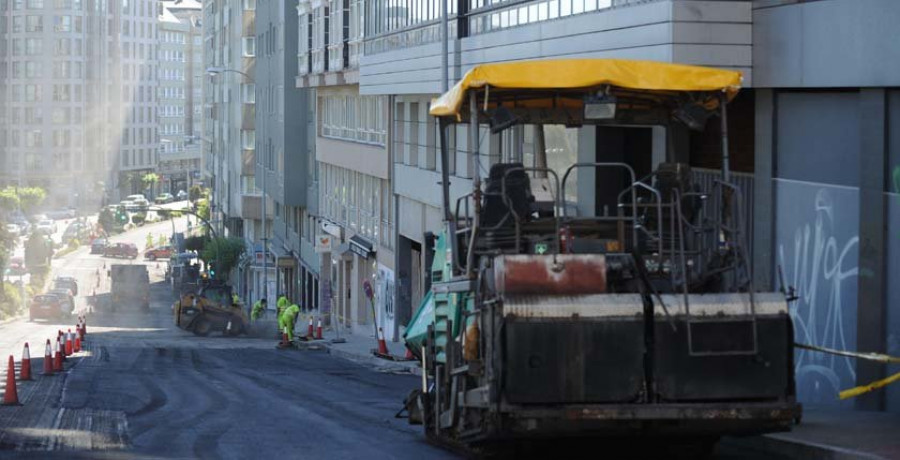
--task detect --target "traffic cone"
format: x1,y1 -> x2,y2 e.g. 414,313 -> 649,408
376,328 -> 389,355
20,343 -> 32,381
43,340 -> 54,375
74,335 -> 81,353
280,327 -> 289,347
403,347 -> 415,361
307,317 -> 314,338
65,331 -> 73,356
54,338 -> 63,370
315,319 -> 323,340
82,318 -> 87,337
3,356 -> 19,405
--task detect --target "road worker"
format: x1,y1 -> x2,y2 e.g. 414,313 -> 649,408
279,304 -> 301,344
231,293 -> 240,306
251,298 -> 267,321
276,293 -> 289,316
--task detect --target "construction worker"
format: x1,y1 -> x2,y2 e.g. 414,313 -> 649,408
251,298 -> 267,321
231,293 -> 240,306
279,303 -> 301,343
276,293 -> 289,315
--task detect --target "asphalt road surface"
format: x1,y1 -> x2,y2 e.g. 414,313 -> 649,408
0,219 -> 789,459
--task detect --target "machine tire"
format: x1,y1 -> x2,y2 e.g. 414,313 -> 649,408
192,316 -> 212,337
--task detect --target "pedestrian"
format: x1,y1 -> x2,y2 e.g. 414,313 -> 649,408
251,298 -> 267,321
278,303 -> 301,346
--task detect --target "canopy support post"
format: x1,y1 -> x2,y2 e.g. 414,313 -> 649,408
720,92 -> 731,183
466,90 -> 480,279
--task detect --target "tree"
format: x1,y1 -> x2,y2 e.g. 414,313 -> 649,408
200,237 -> 245,281
142,173 -> 159,190
0,225 -> 14,280
189,185 -> 203,202
184,235 -> 209,252
196,198 -> 210,223
0,188 -> 19,213
18,187 -> 47,214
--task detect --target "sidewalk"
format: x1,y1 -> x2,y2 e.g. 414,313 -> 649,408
725,406 -> 900,459
291,322 -> 422,376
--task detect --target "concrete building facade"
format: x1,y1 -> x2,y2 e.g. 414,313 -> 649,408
157,0 -> 203,195
202,0 -> 260,243
249,0 -> 317,311
297,0 -> 395,336
0,0 -> 158,206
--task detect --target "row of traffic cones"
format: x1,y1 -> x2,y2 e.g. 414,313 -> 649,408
3,316 -> 88,405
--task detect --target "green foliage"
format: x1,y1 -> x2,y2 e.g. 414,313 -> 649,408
184,235 -> 208,252
142,173 -> 160,189
196,198 -> 210,222
200,237 -> 246,280
0,282 -> 24,318
0,225 -> 11,279
0,186 -> 46,214
189,185 -> 203,202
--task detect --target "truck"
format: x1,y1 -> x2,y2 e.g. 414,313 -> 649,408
110,264 -> 150,312
401,59 -> 800,453
173,280 -> 248,337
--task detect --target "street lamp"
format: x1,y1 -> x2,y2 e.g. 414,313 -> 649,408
206,66 -> 268,306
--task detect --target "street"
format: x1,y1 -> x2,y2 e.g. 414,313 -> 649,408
0,221 -> 798,459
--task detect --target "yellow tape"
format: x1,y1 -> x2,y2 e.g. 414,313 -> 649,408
839,371 -> 900,400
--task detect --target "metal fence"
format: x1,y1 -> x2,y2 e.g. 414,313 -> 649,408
691,167 -> 755,269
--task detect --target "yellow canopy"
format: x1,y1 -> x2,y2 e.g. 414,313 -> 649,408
429,59 -> 743,118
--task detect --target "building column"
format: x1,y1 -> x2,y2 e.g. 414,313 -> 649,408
753,89 -> 776,291
856,88 -> 888,411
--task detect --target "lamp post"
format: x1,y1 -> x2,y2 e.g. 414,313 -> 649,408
206,67 -> 267,306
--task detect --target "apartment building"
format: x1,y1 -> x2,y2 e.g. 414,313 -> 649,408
297,0 -> 394,336
202,0 -> 259,244
250,0 -> 317,310
0,0 -> 157,206
157,0 -> 203,195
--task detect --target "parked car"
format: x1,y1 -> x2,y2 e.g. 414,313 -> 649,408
29,294 -> 71,321
49,289 -> 75,312
36,219 -> 56,234
176,190 -> 188,201
91,238 -> 109,254
144,245 -> 174,261
53,277 -> 79,296
155,193 -> 174,204
5,223 -> 21,236
104,242 -> 138,259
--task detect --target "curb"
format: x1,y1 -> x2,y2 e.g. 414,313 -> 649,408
722,434 -> 884,460
315,341 -> 422,377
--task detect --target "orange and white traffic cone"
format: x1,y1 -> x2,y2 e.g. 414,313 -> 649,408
81,318 -> 87,337
74,335 -> 81,353
2,356 -> 19,405
65,330 -> 73,356
307,317 -> 314,338
43,339 -> 54,376
376,328 -> 389,355
280,327 -> 289,347
315,319 -> 323,340
20,343 -> 32,381
54,338 -> 64,371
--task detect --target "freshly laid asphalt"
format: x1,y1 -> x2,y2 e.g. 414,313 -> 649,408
0,219 -> 797,459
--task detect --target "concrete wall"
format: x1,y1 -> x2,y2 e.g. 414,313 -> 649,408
360,0 -> 752,95
753,0 -> 900,88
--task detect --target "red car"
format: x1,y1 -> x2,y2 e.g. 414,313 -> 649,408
104,242 -> 138,259
29,294 -> 70,321
144,245 -> 174,261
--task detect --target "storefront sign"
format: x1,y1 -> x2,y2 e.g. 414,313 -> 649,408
314,235 -> 333,253
349,235 -> 375,259
321,221 -> 342,238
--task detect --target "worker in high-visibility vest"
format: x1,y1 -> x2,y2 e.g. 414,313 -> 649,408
251,298 -> 267,321
276,294 -> 289,317
279,304 -> 301,343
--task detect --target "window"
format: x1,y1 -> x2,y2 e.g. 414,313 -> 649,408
241,130 -> 255,150
27,0 -> 42,8
320,94 -> 387,145
54,15 -> 71,32
241,83 -> 255,103
242,37 -> 256,57
242,0 -> 255,10
26,15 -> 42,32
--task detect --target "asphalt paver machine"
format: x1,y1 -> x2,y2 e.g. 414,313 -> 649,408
402,59 -> 800,451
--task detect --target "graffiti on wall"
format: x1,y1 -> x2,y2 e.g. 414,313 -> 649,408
776,182 -> 859,405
